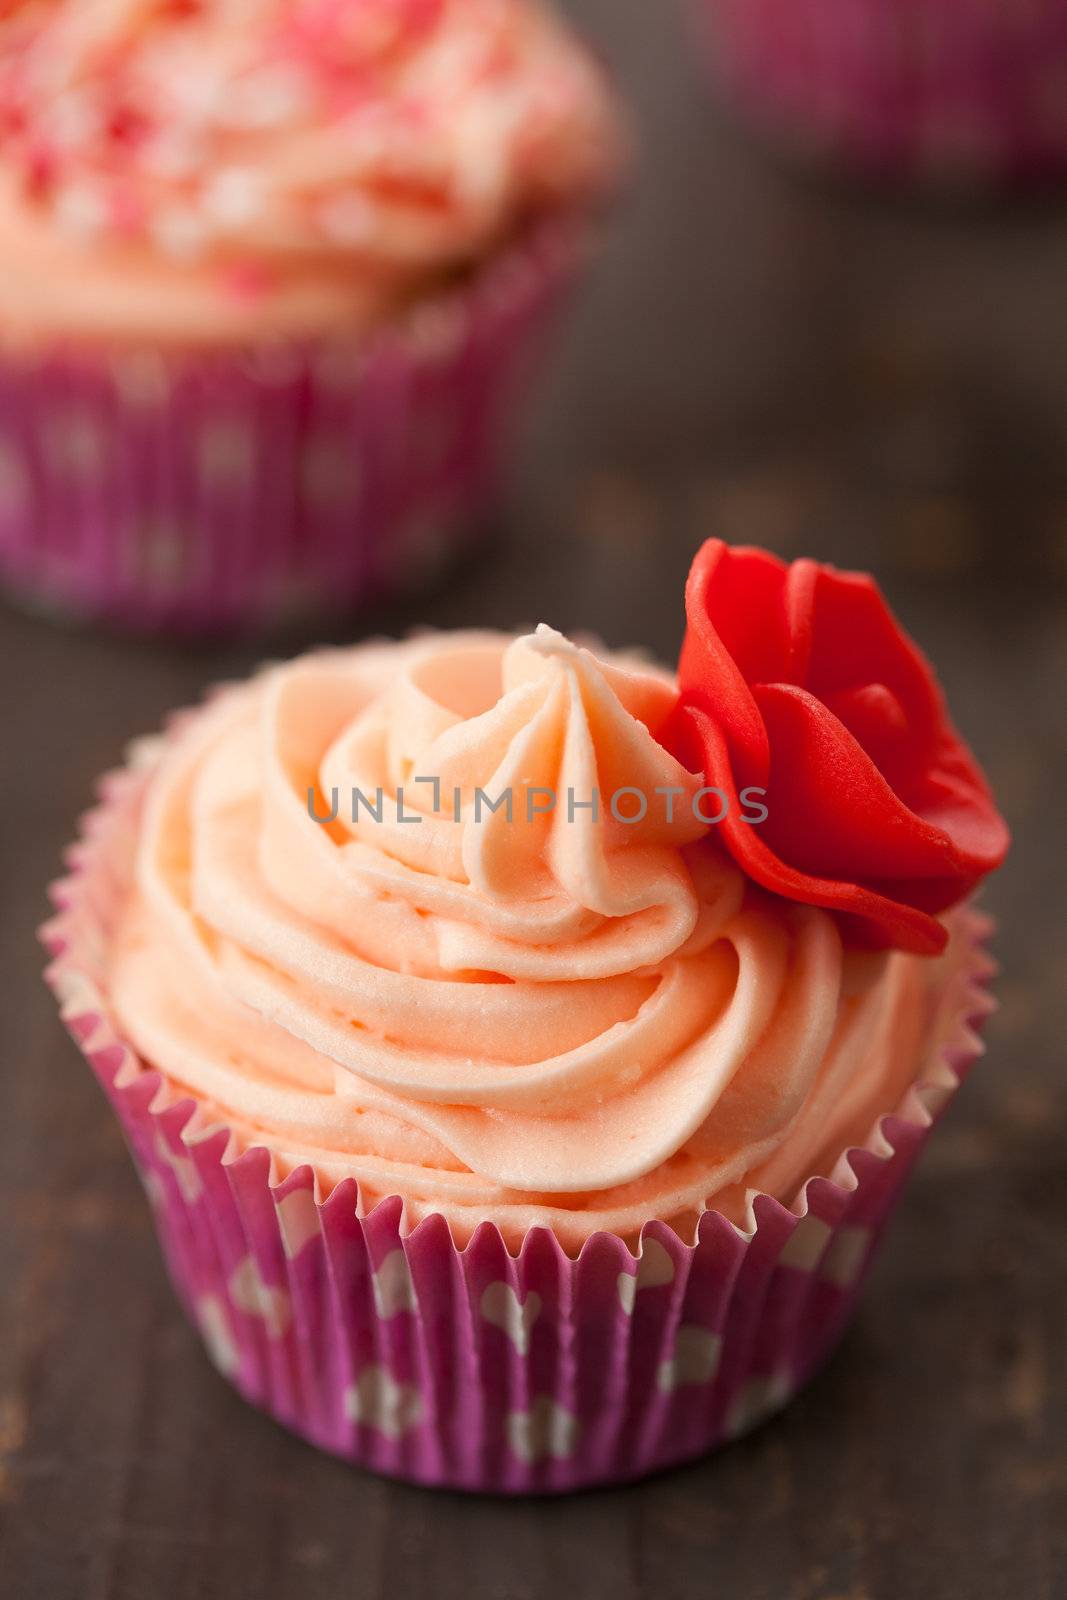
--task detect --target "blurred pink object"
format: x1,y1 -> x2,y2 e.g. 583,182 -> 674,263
0,0 -> 623,632
0,223 -> 580,634
699,0 -> 1067,186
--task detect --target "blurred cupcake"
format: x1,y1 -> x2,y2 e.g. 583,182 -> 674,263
698,0 -> 1067,188
44,542 -> 1008,1491
0,0 -> 621,631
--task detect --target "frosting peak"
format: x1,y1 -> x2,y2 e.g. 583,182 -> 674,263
259,628 -> 720,987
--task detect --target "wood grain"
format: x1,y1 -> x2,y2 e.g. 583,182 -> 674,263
1,6 -> 1065,1597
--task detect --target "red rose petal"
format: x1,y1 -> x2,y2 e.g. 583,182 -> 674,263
667,704 -> 949,955
671,539 -> 1010,952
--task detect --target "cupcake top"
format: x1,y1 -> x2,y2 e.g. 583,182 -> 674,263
107,552 -> 1008,1249
0,0 -> 621,346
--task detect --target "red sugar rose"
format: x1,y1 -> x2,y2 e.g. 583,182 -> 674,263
663,540 -> 1009,954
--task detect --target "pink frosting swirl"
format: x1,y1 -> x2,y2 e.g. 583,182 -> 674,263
110,630 -> 964,1248
0,0 -> 620,343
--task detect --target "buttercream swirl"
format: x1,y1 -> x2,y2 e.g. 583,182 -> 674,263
0,0 -> 620,344
110,629 -> 964,1248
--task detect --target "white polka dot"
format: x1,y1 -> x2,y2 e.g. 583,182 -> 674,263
407,300 -> 466,362
197,421 -> 254,492
506,1398 -> 580,1465
136,1165 -> 166,1212
134,520 -> 192,592
618,1236 -> 676,1312
724,1370 -> 793,1440
658,1326 -> 722,1393
198,1295 -> 240,1378
276,1188 -> 320,1261
153,1129 -> 202,1204
228,1256 -> 292,1338
0,440 -> 30,518
344,1365 -> 423,1440
372,1250 -> 417,1319
821,1225 -> 872,1289
480,1282 -> 541,1355
301,439 -> 360,507
779,1216 -> 833,1273
54,968 -> 104,1020
112,352 -> 172,409
45,413 -> 106,480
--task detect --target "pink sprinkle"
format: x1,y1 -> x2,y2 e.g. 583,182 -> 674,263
106,104 -> 151,149
277,0 -> 444,77
223,261 -> 275,303
107,185 -> 145,236
23,143 -> 56,199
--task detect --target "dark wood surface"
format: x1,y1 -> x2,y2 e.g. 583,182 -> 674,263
2,6 -> 1065,1597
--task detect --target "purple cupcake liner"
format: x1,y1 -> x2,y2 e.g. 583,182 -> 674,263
42,752 -> 998,1493
698,0 -> 1067,185
0,219 -> 583,634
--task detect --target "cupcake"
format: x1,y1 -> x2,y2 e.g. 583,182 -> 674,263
698,0 -> 1067,188
0,0 -> 620,631
43,540 -> 1009,1491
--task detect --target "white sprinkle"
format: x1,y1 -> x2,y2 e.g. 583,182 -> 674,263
201,166 -> 265,229
151,205 -> 209,261
317,191 -> 376,246
142,128 -> 203,181
46,91 -> 100,151
224,66 -> 312,129
52,183 -> 108,241
169,64 -> 228,124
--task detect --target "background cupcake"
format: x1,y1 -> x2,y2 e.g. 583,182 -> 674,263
0,0 -> 621,632
43,544 -> 1008,1491
696,0 -> 1067,189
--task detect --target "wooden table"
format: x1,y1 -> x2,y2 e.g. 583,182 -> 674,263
2,7 -> 1064,1597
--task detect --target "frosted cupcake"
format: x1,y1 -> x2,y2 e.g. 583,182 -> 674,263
698,0 -> 1067,188
0,0 -> 620,630
44,541 -> 1008,1490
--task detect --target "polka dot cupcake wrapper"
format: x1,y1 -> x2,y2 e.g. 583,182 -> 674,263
698,0 -> 1067,186
0,219 -> 583,635
41,754 -> 998,1494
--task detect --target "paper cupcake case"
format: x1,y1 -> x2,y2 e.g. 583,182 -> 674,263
0,221 -> 581,635
42,756 -> 997,1494
697,0 -> 1067,186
